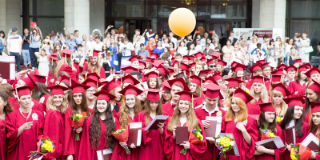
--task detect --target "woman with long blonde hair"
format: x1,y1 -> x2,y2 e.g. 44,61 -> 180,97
270,83 -> 289,123
43,85 -> 68,159
247,76 -> 269,117
111,84 -> 142,160
82,50 -> 106,79
164,91 -> 207,160
224,88 -> 259,160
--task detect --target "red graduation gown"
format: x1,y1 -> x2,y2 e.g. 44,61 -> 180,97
78,116 -> 109,160
63,108 -> 81,160
247,99 -> 262,119
223,117 -> 259,160
287,81 -> 306,96
194,106 -> 226,160
162,102 -> 176,116
0,118 -> 7,160
254,125 -> 285,160
133,111 -> 165,160
43,109 -> 65,160
82,62 -> 106,79
6,110 -> 44,160
163,120 -> 207,160
283,122 -> 309,160
9,97 -> 44,112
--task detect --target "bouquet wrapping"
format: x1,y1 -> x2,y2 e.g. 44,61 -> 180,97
71,112 -> 88,141
112,125 -> 130,154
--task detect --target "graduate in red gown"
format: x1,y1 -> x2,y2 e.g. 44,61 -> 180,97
103,78 -> 122,117
83,78 -> 99,113
306,102 -> 320,159
47,54 -> 59,87
305,80 -> 320,124
43,85 -> 69,160
247,76 -> 270,119
164,91 -> 207,160
253,102 -> 285,160
189,75 -> 203,107
280,96 -> 310,160
195,85 -> 225,160
223,88 -> 259,160
6,86 -> 45,160
271,83 -> 290,124
64,82 -> 90,160
287,64 -> 308,96
223,77 -> 244,112
79,90 -> 117,160
134,89 -> 165,160
0,91 -> 13,160
162,78 -> 186,116
82,50 -> 106,80
111,85 -> 143,160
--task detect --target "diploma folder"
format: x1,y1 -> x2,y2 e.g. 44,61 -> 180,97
219,133 -> 240,156
128,122 -> 142,147
145,115 -> 168,131
255,136 -> 285,149
301,133 -> 319,151
0,56 -> 15,80
205,116 -> 222,140
285,120 -> 296,145
175,126 -> 189,145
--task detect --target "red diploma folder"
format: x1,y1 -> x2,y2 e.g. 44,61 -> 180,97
205,116 -> 222,139
255,136 -> 285,149
285,120 -> 296,145
175,126 -> 189,145
301,133 -> 319,151
0,56 -> 15,80
127,122 -> 142,147
145,115 -> 168,131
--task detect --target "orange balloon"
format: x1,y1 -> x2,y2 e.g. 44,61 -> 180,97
168,8 -> 196,37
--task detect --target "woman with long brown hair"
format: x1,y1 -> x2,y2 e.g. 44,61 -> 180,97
0,90 -> 13,160
111,84 -> 142,160
78,90 -> 116,160
82,50 -> 106,79
134,89 -> 165,160
43,85 -> 68,160
164,91 -> 207,160
64,82 -> 90,160
224,88 -> 259,160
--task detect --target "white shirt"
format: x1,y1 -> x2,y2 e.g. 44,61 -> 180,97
7,34 -> 22,53
201,104 -> 220,116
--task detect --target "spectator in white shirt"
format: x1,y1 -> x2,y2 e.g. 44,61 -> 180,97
7,27 -> 22,72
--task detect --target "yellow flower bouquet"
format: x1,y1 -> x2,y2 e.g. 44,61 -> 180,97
29,136 -> 55,159
180,126 -> 204,155
214,134 -> 235,157
290,144 -> 312,160
276,115 -> 283,123
259,125 -> 276,140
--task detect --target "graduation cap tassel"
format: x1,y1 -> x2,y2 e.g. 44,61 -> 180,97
192,94 -> 194,108
85,72 -> 88,80
15,87 -> 20,101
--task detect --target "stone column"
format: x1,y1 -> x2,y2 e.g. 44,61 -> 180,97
0,0 -> 22,33
64,0 -> 90,36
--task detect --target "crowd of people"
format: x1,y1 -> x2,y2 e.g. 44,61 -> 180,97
1,24 -> 320,160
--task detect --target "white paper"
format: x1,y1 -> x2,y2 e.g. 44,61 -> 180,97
10,63 -> 15,80
97,149 -> 112,160
145,115 -> 168,131
255,136 -> 285,148
137,129 -> 142,146
130,122 -> 142,129
285,120 -> 295,129
301,133 -> 319,149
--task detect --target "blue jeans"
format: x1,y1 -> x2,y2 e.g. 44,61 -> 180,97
22,49 -> 31,67
10,52 -> 21,72
29,47 -> 39,68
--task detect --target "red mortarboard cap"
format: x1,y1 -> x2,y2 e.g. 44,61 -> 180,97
16,86 -> 32,97
83,78 -> 98,88
261,62 -> 270,69
179,63 -> 189,71
311,102 -> 320,113
204,85 -> 223,99
168,78 -> 189,90
176,91 -> 197,102
205,76 -> 218,85
161,80 -> 171,91
200,57 -> 207,62
256,60 -> 266,65
157,65 -> 169,76
271,69 -> 284,75
146,89 -> 161,102
304,63 -> 312,70
252,75 -> 265,84
231,61 -> 241,68
70,81 -> 88,94
87,72 -> 100,82
139,61 -> 146,68
190,75 -> 201,86
153,60 -> 165,67
199,69 -> 212,76
307,80 -> 320,93
57,75 -> 71,86
211,51 -> 221,58
129,55 -> 141,62
92,50 -> 100,57
189,63 -> 196,68
271,74 -> 282,83
232,64 -> 247,72
249,64 -> 262,73
207,59 -> 215,65
146,57 -> 154,63
259,102 -> 275,112
61,49 -> 73,58
195,52 -> 205,58
121,66 -> 139,74
305,67 -> 320,78
49,56 -> 58,62
285,65 -> 297,72
277,64 -> 287,70
121,74 -> 140,85
272,83 -> 290,97
298,65 -> 307,72
104,78 -> 121,93
284,96 -> 305,107
119,84 -> 143,96
22,76 -> 34,88
144,71 -> 159,79
48,85 -> 68,95
216,59 -> 227,66
212,72 -> 223,81
150,53 -> 159,59
51,53 -> 58,57
295,59 -> 302,63
94,90 -> 115,101
232,88 -> 253,103
225,77 -> 243,88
